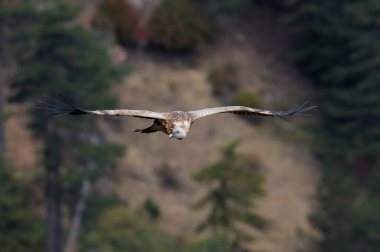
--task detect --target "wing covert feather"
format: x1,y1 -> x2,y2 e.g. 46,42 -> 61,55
84,109 -> 168,119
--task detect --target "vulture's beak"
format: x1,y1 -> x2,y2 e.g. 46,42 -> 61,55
169,133 -> 174,139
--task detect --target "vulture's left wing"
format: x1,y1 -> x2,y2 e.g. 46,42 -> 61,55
189,102 -> 316,121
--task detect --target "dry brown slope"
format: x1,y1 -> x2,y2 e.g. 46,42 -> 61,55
5,7 -> 319,252
105,24 -> 319,251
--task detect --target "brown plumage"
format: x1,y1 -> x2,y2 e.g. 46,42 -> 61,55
40,96 -> 316,140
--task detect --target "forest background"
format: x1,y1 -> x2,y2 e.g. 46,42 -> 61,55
1,0 -> 379,252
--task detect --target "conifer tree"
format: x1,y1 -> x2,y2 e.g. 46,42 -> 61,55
0,156 -> 44,251
193,141 -> 267,252
3,2 -> 125,252
286,1 -> 380,251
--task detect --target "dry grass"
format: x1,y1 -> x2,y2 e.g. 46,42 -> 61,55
104,34 -> 318,252
5,6 -> 319,252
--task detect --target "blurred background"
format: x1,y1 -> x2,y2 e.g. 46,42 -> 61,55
0,0 -> 379,252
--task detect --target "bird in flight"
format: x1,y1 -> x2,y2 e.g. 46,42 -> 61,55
41,96 -> 316,140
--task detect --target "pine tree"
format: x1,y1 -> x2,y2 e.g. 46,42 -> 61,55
3,2 -> 125,252
286,0 -> 380,251
287,0 -> 380,165
0,156 -> 44,252
193,141 -> 267,252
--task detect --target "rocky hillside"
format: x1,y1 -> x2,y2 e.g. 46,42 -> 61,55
6,6 -> 319,252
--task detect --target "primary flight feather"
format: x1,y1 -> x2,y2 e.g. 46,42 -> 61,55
40,95 -> 316,140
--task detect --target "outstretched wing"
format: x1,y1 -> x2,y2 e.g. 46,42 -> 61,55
189,102 -> 316,121
37,95 -> 169,120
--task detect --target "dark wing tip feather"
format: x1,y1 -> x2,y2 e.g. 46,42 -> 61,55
274,101 -> 317,118
35,94 -> 88,118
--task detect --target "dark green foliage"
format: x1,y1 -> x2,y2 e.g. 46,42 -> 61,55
4,0 -> 125,176
80,206 -> 179,252
70,142 -> 125,178
7,15 -> 123,108
0,157 -> 44,251
149,0 -> 214,52
3,2 -> 126,251
81,195 -> 127,229
346,200 -> 380,252
143,198 -> 161,220
311,171 -> 380,252
81,195 -> 174,251
156,162 -> 181,190
286,0 -> 380,251
4,0 -> 126,186
193,141 -> 267,251
286,0 -> 380,163
185,230 -> 232,252
309,167 -> 357,251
